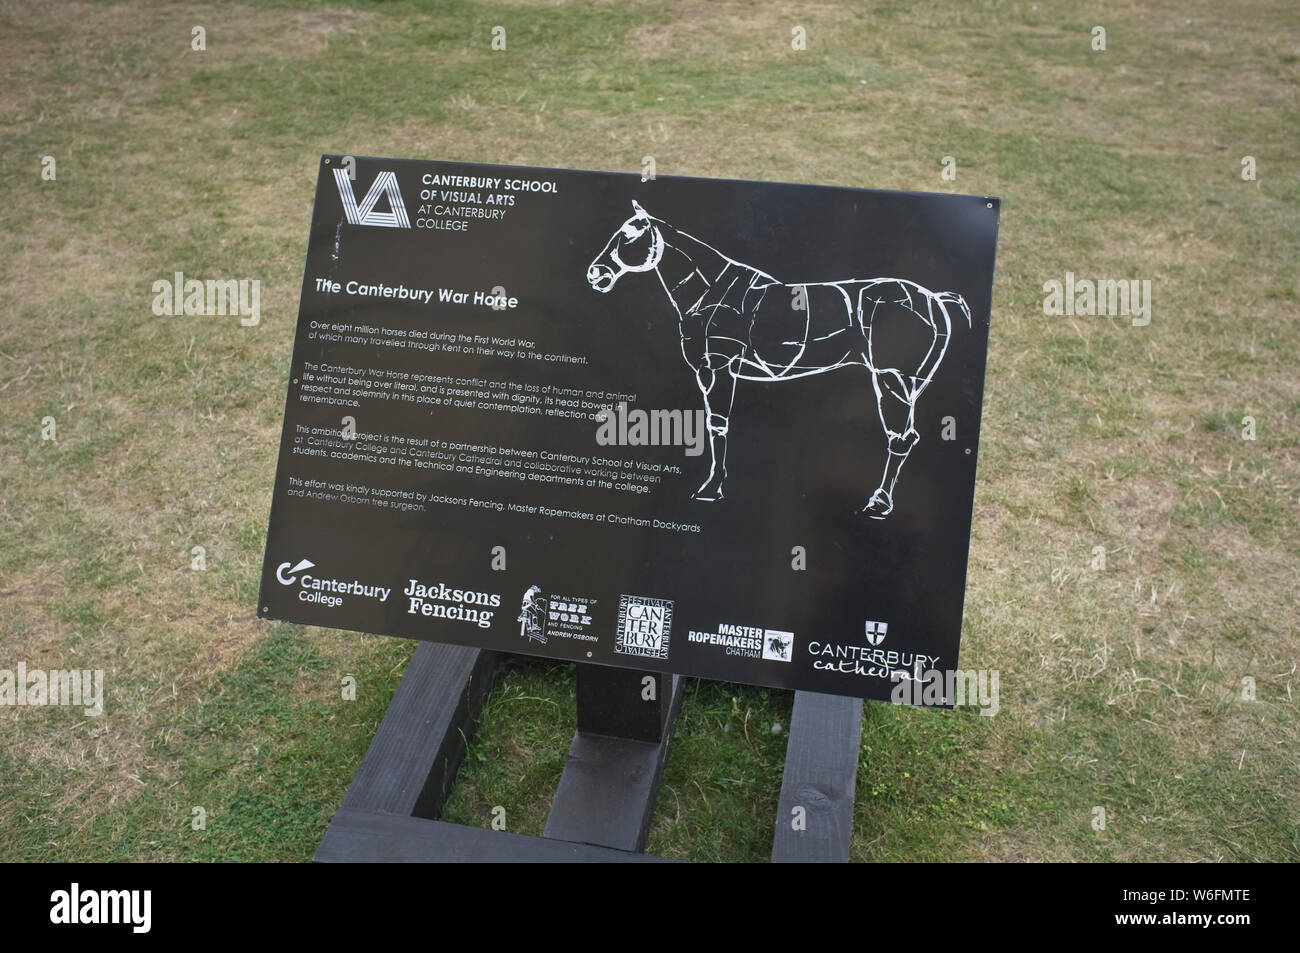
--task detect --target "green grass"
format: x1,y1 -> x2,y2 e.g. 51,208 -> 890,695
0,0 -> 1297,862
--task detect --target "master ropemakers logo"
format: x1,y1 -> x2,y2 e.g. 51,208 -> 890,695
762,629 -> 794,661
687,622 -> 794,662
615,595 -> 673,659
276,557 -> 392,608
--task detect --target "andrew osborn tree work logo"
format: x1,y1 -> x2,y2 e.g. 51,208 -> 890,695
334,169 -> 411,228
518,586 -> 547,644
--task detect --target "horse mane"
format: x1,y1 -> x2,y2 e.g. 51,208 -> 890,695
651,217 -> 760,283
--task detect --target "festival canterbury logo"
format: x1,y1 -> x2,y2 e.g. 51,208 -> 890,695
333,169 -> 411,228
615,595 -> 673,660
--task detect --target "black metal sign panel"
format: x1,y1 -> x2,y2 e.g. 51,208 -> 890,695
258,156 -> 999,704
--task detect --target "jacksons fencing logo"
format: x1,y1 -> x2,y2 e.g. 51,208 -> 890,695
615,595 -> 673,659
1,664 -> 103,716
891,668 -> 1000,716
406,578 -> 501,629
276,558 -> 392,608
50,883 -> 150,933
688,623 -> 794,661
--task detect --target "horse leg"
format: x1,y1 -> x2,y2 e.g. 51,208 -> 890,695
862,367 -> 918,519
693,353 -> 739,501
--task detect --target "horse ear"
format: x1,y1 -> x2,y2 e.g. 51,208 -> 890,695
631,199 -> 647,217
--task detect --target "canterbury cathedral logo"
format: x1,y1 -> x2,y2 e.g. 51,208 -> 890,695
864,620 -> 888,647
333,169 -> 411,228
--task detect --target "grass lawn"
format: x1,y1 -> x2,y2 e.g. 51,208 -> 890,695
0,0 -> 1296,862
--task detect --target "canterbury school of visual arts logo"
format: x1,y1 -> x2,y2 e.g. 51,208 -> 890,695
334,168 -> 411,228
615,595 -> 673,659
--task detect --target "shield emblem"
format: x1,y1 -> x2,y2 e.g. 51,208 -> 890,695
864,620 -> 888,646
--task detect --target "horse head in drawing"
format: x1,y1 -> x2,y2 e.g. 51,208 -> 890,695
586,201 -> 663,293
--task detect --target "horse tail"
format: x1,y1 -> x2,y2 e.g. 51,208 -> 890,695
906,291 -> 970,396
935,291 -> 972,330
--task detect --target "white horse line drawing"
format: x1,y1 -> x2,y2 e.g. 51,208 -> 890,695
586,201 -> 972,519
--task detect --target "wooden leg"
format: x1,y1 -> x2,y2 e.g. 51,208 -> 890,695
771,690 -> 862,863
336,642 -> 502,819
543,665 -> 684,852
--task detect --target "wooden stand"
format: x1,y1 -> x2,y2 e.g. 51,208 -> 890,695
315,642 -> 862,862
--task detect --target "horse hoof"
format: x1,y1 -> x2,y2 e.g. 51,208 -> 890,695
862,491 -> 893,519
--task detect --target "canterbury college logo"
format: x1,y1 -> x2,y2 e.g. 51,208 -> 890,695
334,169 -> 411,228
277,558 -> 314,584
276,557 -> 392,608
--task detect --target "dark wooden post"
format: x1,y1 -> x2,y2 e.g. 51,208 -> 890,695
338,643 -> 503,820
316,651 -> 681,863
542,664 -> 684,851
576,665 -> 673,742
771,691 -> 863,862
